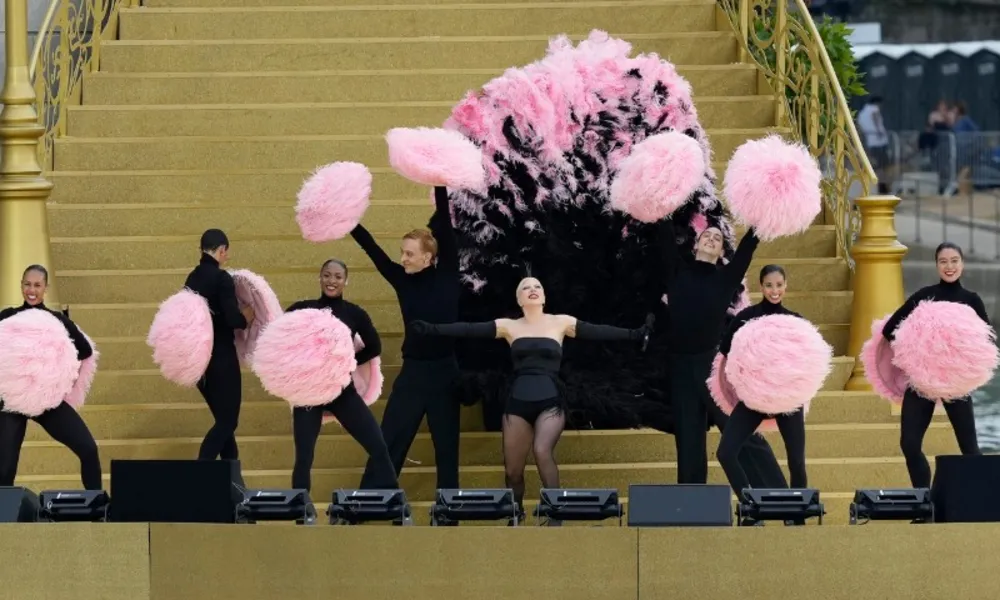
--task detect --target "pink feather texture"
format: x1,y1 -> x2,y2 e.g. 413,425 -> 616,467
322,333 -> 384,425
386,127 -> 487,193
609,130 -> 705,223
146,289 -> 214,387
708,353 -> 779,432
0,310 -> 80,417
891,300 -> 999,401
251,308 -> 357,408
230,269 -> 283,366
859,315 -> 907,404
296,161 -> 372,243
724,314 -> 833,415
64,330 -> 99,411
723,135 -> 822,241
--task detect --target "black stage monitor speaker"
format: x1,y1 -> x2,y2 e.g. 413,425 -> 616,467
627,484 -> 733,527
0,487 -> 40,523
931,454 -> 1000,523
109,459 -> 243,523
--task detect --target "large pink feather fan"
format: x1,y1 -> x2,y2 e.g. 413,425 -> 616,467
296,161 -> 372,243
723,135 -> 822,241
708,352 -> 780,433
230,269 -> 283,366
0,310 -> 79,417
859,315 -> 907,405
64,330 -> 99,411
725,314 -> 833,415
147,289 -> 214,387
322,333 -> 384,425
892,300 -> 999,401
251,308 -> 357,408
386,127 -> 487,194
609,130 -> 705,223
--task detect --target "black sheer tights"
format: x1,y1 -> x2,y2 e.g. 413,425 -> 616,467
501,409 -> 566,513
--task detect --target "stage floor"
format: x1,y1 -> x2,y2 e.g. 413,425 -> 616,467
1,522 -> 996,600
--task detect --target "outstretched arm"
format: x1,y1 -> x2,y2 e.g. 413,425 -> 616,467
350,224 -> 406,286
722,227 -> 760,290
565,314 -> 655,343
411,319 -> 499,339
427,187 -> 459,272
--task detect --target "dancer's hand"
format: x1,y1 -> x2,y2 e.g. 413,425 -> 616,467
411,320 -> 431,334
241,305 -> 255,323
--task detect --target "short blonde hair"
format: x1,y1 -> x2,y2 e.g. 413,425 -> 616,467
402,228 -> 438,259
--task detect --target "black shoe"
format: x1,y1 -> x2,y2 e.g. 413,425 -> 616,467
739,517 -> 765,527
784,519 -> 806,526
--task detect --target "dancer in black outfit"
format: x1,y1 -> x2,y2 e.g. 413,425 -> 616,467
285,259 -> 398,492
883,242 -> 986,488
414,276 -> 652,523
0,265 -> 102,490
354,187 -> 462,491
184,229 -> 254,464
716,265 -> 808,495
659,220 -> 786,487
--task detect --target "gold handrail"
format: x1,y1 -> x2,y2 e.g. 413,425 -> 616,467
29,0 -> 129,171
718,0 -> 876,266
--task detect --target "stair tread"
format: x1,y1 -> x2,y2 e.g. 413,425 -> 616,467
125,0 -> 717,13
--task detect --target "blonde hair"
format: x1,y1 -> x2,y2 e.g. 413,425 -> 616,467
402,228 -> 438,259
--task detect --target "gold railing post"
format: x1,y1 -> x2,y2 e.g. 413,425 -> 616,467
0,0 -> 58,307
845,196 -> 907,391
738,0 -> 749,62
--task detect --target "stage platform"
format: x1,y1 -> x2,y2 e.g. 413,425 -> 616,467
2,523 -> 996,599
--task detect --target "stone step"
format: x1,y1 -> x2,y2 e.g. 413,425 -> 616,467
49,229 -> 838,273
65,291 -> 851,340
80,66 -> 762,105
99,33 -> 738,73
146,0 -> 680,7
13,457 -> 924,503
46,164 -> 730,205
52,129 -> 782,171
67,96 -> 776,137
16,423 -> 955,476
119,2 -> 717,40
56,258 -> 850,304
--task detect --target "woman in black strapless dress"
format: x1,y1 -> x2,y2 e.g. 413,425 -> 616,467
413,277 -> 651,522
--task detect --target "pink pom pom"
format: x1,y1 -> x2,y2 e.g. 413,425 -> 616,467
859,315 -> 907,404
610,131 -> 705,223
251,309 -> 357,407
322,333 -> 384,426
723,135 -> 822,241
708,352 -> 778,433
892,300 -> 999,401
386,127 -> 487,193
0,310 -> 79,417
296,161 -> 372,243
230,269 -> 283,366
65,330 -> 99,411
146,289 -> 214,387
725,314 -> 833,415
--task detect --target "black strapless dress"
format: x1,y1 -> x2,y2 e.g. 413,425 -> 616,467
505,337 -> 566,422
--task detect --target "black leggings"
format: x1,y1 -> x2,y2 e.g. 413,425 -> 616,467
900,388 -> 980,488
670,351 -> 788,488
717,402 -> 807,494
0,402 -> 103,490
196,349 -> 242,461
292,385 -> 398,492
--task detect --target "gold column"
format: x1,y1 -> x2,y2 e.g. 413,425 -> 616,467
0,0 -> 57,307
845,195 -> 907,391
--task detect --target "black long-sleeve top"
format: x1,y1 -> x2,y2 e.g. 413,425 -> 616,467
719,300 -> 803,357
0,302 -> 93,361
286,294 -> 382,365
660,219 -> 760,354
350,187 -> 460,360
184,253 -> 247,351
882,279 -> 991,341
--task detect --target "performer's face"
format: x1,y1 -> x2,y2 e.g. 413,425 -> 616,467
760,271 -> 786,304
400,239 -> 433,274
696,227 -> 724,261
517,277 -> 545,307
21,270 -> 47,306
207,245 -> 230,266
936,248 -> 963,283
320,262 -> 347,298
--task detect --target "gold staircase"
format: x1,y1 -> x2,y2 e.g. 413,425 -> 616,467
15,0 -> 943,523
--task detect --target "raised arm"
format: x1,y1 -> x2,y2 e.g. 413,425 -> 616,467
219,273 -> 249,331
411,319 -> 499,339
352,308 -> 382,364
350,224 -> 406,285
427,186 -> 459,272
722,227 -> 760,290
